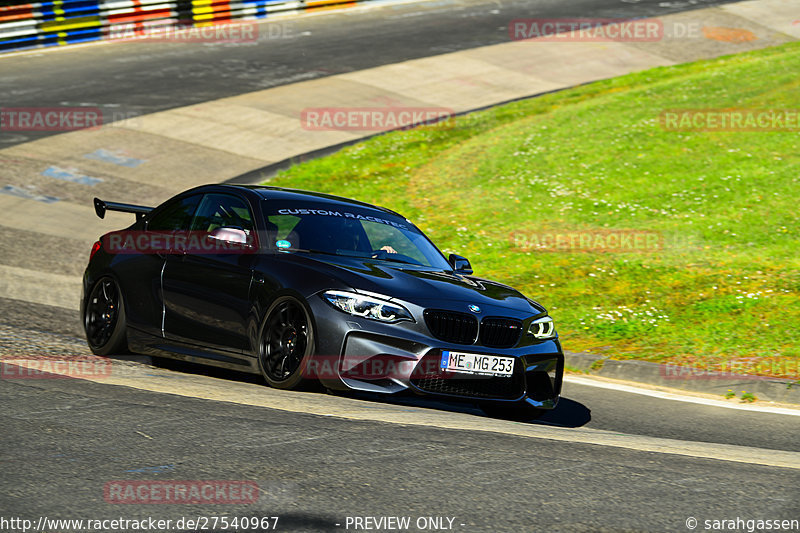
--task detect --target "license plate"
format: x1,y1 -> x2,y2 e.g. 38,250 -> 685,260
440,351 -> 515,377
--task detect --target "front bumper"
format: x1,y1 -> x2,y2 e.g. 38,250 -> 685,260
307,296 -> 564,408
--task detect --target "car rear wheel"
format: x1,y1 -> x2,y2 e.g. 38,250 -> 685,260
258,296 -> 316,390
84,276 -> 128,356
479,401 -> 546,421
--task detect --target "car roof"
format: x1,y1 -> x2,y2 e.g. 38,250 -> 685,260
212,184 -> 405,218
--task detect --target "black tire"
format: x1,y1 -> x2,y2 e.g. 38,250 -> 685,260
479,401 -> 545,421
84,276 -> 128,356
257,296 -> 316,390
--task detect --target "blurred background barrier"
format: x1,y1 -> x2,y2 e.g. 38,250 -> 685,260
0,0 -> 362,53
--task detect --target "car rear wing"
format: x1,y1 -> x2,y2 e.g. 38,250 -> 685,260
93,197 -> 153,221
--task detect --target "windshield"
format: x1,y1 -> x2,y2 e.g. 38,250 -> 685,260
263,201 -> 451,269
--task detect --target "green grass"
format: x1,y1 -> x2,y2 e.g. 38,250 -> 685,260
265,42 -> 800,378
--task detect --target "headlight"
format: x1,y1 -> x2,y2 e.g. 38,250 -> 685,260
528,315 -> 556,339
322,290 -> 414,323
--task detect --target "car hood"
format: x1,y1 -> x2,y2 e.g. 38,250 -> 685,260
289,253 -> 545,315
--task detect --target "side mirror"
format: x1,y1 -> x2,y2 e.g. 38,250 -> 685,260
208,227 -> 249,245
448,253 -> 473,275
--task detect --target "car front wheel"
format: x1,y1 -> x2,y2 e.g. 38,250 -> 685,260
258,296 -> 316,390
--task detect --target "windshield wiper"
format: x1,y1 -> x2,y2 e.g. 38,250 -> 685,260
294,248 -> 339,257
372,254 -> 417,265
299,248 -> 419,266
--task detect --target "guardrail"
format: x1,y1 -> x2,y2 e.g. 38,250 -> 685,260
0,0 -> 362,53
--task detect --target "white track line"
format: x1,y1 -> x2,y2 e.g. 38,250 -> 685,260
565,375 -> 800,416
6,359 -> 800,469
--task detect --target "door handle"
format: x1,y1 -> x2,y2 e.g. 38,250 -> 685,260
156,251 -> 182,260
163,248 -> 188,261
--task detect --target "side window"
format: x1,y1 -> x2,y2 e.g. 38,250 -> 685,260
264,214 -> 301,249
190,194 -> 254,235
147,195 -> 201,231
268,215 -> 300,240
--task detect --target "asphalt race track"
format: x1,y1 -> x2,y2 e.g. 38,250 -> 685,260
2,325 -> 799,531
1,0 -> 800,531
2,357 -> 800,532
2,0 -> 747,147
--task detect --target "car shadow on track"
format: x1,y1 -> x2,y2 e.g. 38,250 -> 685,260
533,398 -> 592,428
361,393 -> 592,428
142,356 -> 591,428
